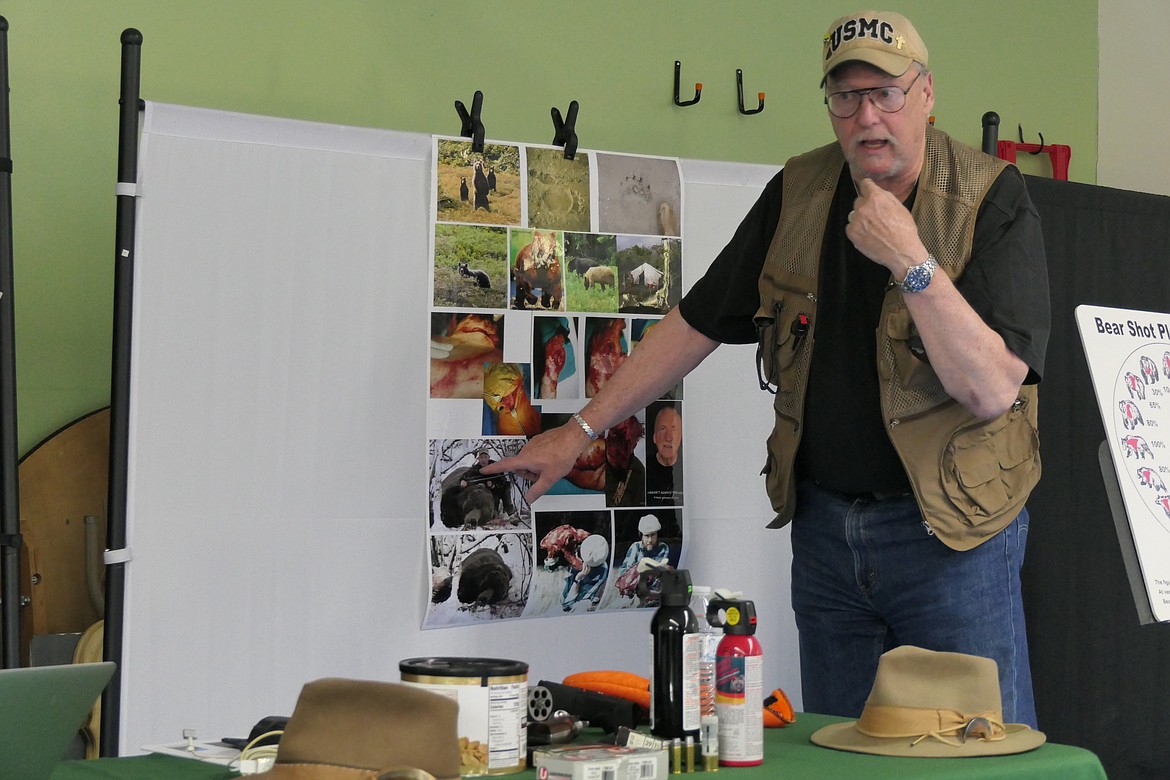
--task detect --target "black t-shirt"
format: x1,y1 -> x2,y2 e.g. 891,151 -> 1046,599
678,164 -> 1050,494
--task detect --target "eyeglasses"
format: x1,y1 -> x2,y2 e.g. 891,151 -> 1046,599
824,70 -> 922,119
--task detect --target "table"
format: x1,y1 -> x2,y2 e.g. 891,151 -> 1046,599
52,753 -> 237,779
52,713 -> 1107,780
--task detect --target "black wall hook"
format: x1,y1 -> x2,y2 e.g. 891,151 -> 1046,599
551,100 -> 579,160
455,90 -> 485,152
674,61 -> 702,106
1018,124 -> 1045,155
737,69 -> 765,115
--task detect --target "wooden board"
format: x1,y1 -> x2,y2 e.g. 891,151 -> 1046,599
17,408 -> 109,661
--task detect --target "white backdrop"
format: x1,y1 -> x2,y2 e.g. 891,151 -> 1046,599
120,101 -> 794,753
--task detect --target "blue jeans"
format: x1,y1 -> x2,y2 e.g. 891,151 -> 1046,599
790,480 -> 1038,727
562,564 -> 608,610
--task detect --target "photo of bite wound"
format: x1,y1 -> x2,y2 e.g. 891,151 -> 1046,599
430,312 -> 504,399
482,362 -> 541,437
539,412 -> 605,496
533,316 -> 579,400
585,316 -> 628,398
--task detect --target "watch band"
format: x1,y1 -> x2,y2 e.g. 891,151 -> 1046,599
571,412 -> 600,441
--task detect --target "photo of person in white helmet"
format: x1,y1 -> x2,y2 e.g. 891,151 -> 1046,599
561,533 -> 610,613
525,511 -> 612,617
614,512 -> 673,607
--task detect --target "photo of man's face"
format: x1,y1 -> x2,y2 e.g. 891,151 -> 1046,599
653,406 -> 681,467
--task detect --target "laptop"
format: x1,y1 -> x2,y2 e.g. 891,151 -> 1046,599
0,661 -> 116,780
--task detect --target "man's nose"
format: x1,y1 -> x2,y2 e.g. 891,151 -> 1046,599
854,96 -> 882,125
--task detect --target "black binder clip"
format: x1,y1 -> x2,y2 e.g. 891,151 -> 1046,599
551,100 -> 579,160
674,61 -> 702,106
737,69 -> 765,115
455,90 -> 485,153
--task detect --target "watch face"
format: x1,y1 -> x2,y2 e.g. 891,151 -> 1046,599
901,258 -> 935,293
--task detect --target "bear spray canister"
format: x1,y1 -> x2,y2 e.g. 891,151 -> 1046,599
708,599 -> 763,766
649,569 -> 701,743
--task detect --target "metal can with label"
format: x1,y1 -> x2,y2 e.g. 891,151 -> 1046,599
400,657 -> 529,775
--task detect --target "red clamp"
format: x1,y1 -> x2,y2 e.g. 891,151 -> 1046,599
996,140 -> 1071,181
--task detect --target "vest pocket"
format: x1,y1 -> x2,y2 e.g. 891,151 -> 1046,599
942,408 -> 1039,523
761,416 -> 799,524
754,292 -> 811,394
884,306 -> 943,393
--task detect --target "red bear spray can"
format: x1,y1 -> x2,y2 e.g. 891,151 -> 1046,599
708,599 -> 763,766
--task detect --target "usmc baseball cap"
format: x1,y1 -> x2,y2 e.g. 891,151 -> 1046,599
822,11 -> 928,84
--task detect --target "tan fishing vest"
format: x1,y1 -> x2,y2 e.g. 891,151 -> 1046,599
754,125 -> 1040,551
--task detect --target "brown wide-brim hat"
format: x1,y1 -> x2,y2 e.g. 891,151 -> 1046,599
810,646 -> 1046,758
256,678 -> 461,780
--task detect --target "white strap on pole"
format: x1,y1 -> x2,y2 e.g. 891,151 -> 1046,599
104,547 -> 133,565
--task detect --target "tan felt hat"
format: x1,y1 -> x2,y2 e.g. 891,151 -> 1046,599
822,10 -> 928,83
256,678 -> 461,780
810,646 -> 1047,758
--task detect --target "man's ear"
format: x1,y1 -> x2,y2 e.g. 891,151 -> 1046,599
921,70 -> 935,115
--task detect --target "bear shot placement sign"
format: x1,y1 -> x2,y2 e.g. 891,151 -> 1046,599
1076,304 -> 1170,622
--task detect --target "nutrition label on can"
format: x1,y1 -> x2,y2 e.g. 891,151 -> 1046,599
487,680 -> 526,765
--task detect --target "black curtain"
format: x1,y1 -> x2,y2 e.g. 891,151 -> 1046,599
1023,175 -> 1170,780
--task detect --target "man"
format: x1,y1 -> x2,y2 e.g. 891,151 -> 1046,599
651,405 -> 681,468
486,10 -> 1049,726
561,534 -> 610,612
460,449 -> 515,517
647,403 -> 683,505
616,514 -> 672,607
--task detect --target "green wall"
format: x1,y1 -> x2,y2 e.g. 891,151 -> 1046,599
3,0 -> 1096,454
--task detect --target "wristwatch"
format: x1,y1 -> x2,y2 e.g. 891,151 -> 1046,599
898,255 -> 937,293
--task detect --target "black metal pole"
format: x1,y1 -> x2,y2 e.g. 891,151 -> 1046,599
100,27 -> 142,757
0,15 -> 23,671
982,111 -> 1000,157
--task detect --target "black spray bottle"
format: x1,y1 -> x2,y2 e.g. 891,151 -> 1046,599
649,569 -> 701,743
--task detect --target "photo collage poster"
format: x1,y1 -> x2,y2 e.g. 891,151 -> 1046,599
425,136 -> 686,627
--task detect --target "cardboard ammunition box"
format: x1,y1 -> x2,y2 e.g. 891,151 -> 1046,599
532,744 -> 668,780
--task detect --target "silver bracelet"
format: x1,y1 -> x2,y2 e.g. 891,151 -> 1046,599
571,412 -> 599,441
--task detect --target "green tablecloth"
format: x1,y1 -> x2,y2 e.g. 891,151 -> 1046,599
52,753 -> 238,779
52,713 -> 1107,780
